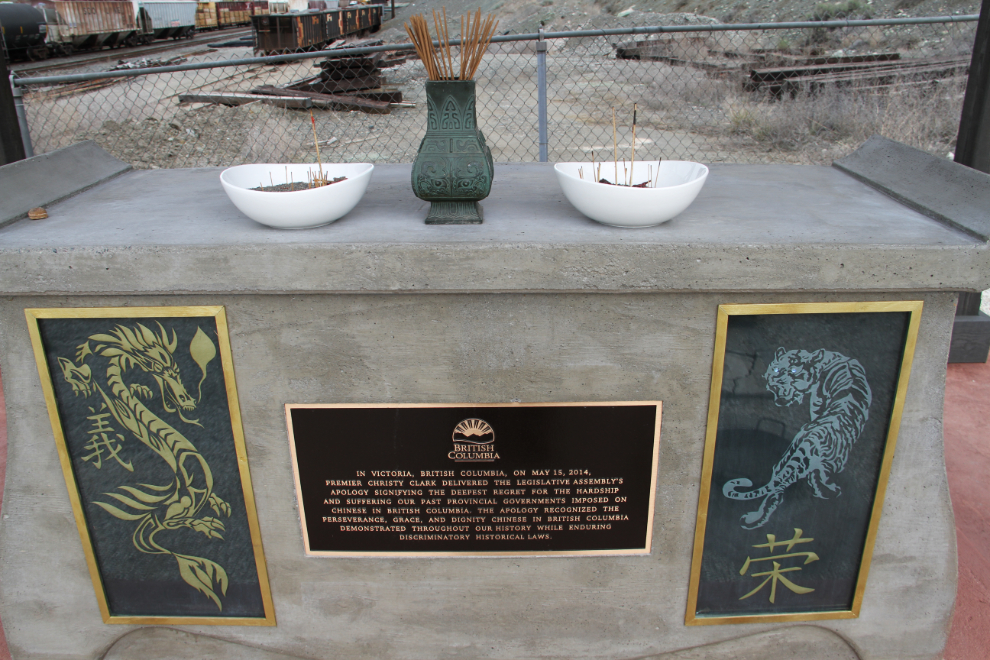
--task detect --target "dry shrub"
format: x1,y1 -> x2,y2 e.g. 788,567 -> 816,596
723,77 -> 966,163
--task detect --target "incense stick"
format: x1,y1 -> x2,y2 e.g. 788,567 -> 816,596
310,110 -> 324,185
630,103 -> 637,186
443,8 -> 454,80
405,10 -> 498,81
612,107 -> 618,184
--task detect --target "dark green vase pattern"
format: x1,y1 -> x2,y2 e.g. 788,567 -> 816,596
411,80 -> 494,224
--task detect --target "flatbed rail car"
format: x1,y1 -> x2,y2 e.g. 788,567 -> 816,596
196,1 -> 272,30
252,5 -> 381,55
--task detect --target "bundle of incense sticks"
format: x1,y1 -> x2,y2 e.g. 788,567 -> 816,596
405,9 -> 498,81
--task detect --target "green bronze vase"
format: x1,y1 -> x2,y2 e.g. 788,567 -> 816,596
411,80 -> 494,224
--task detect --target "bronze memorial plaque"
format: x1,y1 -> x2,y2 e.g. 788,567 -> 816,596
285,402 -> 661,556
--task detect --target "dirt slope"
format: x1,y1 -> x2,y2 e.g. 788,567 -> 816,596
377,0 -> 981,40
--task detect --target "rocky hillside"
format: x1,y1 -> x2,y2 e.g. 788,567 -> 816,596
378,0 -> 980,38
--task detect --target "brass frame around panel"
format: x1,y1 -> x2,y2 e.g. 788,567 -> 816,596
285,401 -> 662,558
684,301 -> 923,626
25,306 -> 276,626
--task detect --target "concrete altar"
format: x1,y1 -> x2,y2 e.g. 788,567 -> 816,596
0,138 -> 987,660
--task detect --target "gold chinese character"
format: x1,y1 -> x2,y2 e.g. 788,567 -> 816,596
739,528 -> 818,603
82,413 -> 133,471
87,412 -> 115,435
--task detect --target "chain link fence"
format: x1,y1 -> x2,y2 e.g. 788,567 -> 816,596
12,15 -> 979,168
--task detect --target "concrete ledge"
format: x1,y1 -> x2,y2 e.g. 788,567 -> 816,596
0,140 -> 130,228
949,311 -> 990,363
1,163 -> 988,295
103,624 -> 859,660
643,625 -> 859,659
833,135 -> 990,243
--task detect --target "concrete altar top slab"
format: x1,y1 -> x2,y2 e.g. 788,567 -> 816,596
1,158 -> 987,295
0,141 -> 131,228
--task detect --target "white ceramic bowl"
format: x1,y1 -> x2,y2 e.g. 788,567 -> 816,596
220,162 -> 374,229
554,160 -> 708,228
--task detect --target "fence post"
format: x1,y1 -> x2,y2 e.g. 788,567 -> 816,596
11,76 -> 34,159
955,0 -> 990,173
950,0 -> 990,362
537,27 -> 548,163
0,45 -> 26,166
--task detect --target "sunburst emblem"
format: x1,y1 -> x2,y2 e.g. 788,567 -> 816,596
452,418 -> 494,444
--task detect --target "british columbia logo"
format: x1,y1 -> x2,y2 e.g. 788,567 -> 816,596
449,418 -> 500,462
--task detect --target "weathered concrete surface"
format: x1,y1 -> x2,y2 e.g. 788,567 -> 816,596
102,624 -> 859,660
0,291 -> 959,660
0,145 -> 979,660
0,163 -> 986,295
834,136 -> 990,245
0,141 -> 130,228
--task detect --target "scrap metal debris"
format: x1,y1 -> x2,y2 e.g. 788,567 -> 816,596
108,56 -> 188,71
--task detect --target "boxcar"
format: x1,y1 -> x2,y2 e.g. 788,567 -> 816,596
253,11 -> 322,53
139,1 -> 198,39
252,5 -> 380,54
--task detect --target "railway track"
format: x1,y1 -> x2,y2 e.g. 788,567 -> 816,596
11,27 -> 252,77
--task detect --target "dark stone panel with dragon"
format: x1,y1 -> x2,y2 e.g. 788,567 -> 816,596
39,316 -> 266,619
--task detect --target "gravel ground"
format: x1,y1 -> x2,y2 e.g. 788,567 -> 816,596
18,0 -> 979,169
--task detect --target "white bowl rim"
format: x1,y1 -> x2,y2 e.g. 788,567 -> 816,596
220,162 -> 374,196
554,160 -> 708,191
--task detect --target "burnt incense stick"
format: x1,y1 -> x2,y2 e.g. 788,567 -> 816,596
630,103 -> 637,186
612,107 -> 618,184
310,110 -> 324,185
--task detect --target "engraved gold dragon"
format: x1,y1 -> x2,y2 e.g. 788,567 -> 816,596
58,323 -> 232,610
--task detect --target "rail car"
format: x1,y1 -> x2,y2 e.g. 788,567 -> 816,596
140,1 -> 198,40
1,0 -> 262,60
47,1 -> 146,52
252,4 -> 381,55
196,1 -> 286,30
0,1 -> 149,57
0,1 -> 198,59
0,2 -> 49,60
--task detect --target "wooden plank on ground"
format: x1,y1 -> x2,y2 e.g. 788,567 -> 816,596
750,55 -> 968,83
178,93 -> 312,108
252,85 -> 390,113
351,87 -> 403,103
310,75 -> 385,93
757,61 -> 970,95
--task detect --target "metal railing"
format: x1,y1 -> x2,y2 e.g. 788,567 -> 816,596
11,14 -> 980,167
